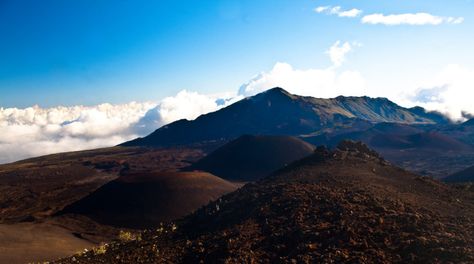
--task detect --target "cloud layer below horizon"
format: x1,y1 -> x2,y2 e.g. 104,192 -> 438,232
0,91 -> 235,164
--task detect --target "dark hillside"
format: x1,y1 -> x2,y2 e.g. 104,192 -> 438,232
188,135 -> 314,181
58,171 -> 239,228
57,141 -> 474,263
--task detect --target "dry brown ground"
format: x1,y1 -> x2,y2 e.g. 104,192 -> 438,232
0,146 -> 211,262
54,142 -> 474,263
0,222 -> 94,264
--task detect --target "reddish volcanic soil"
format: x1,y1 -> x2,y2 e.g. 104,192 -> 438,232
0,146 -> 206,223
59,171 -> 241,228
55,141 -> 474,263
189,135 -> 315,181
0,146 -> 232,263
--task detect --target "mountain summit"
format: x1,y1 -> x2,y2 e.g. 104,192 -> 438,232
122,88 -> 444,147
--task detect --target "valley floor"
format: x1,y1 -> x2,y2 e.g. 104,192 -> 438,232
0,222 -> 94,264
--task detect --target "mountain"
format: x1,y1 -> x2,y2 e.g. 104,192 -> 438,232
58,141 -> 474,263
444,165 -> 474,183
122,88 -> 442,147
187,135 -> 315,181
408,106 -> 450,124
312,122 -> 473,151
58,171 -> 239,228
303,122 -> 474,178
464,118 -> 474,127
437,118 -> 474,146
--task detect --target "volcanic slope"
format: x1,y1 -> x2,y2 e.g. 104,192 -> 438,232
321,123 -> 472,151
444,165 -> 474,183
188,135 -> 315,181
0,146 -> 208,263
122,87 -> 443,147
59,171 -> 240,228
0,146 -> 205,223
304,122 -> 474,178
56,141 -> 474,264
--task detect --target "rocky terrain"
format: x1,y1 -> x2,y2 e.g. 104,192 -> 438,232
305,122 -> 474,178
0,146 -> 236,263
55,141 -> 474,263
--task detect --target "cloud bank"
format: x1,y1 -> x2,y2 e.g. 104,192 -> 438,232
0,102 -> 155,164
403,64 -> 474,121
133,90 -> 240,135
0,91 -> 235,164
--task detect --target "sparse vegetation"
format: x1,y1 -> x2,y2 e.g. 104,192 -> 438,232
118,230 -> 141,242
92,243 -> 108,255
118,230 -> 133,242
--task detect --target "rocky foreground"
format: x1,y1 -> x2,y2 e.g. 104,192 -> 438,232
55,141 -> 474,263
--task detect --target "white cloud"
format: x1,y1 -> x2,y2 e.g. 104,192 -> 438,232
0,102 -> 154,163
402,64 -> 474,121
337,8 -> 363,18
315,6 -> 463,26
238,40 -> 365,97
362,13 -> 464,25
238,62 -> 366,98
315,6 -> 329,13
326,41 -> 353,68
0,91 -> 238,164
315,6 -> 362,18
133,90 -> 239,135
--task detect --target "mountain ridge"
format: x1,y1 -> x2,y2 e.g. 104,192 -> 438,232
122,87 -> 446,147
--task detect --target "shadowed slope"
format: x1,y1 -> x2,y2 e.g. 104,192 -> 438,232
59,171 -> 239,228
444,165 -> 474,183
188,135 -> 315,181
0,147 -> 205,224
318,123 -> 473,151
57,141 -> 474,263
303,122 -> 474,178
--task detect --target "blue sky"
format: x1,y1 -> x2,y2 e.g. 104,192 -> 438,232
1,0 -> 472,107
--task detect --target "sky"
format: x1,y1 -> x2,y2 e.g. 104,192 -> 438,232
1,0 -> 474,163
